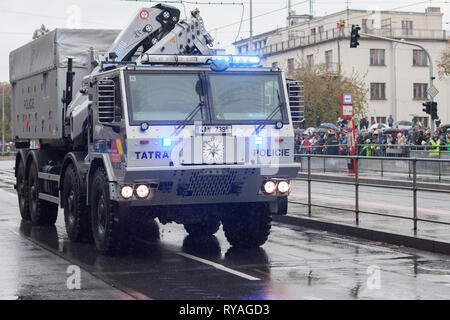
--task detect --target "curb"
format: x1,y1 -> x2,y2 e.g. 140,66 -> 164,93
273,215 -> 450,255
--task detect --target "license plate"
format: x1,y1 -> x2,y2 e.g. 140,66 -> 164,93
196,125 -> 231,135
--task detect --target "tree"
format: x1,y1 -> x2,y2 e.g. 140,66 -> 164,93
292,61 -> 368,128
0,83 -> 12,143
437,48 -> 450,79
32,24 -> 50,40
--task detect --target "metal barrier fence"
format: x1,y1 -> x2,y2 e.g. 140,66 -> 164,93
296,144 -> 450,181
296,144 -> 450,158
292,154 -> 450,233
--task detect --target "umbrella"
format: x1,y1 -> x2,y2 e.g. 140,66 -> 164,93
383,128 -> 402,135
294,129 -> 305,136
317,128 -> 328,134
440,124 -> 450,131
305,127 -> 317,135
369,123 -> 388,131
320,122 -> 339,131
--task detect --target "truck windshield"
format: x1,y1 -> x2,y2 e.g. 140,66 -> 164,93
128,73 -> 203,122
208,74 -> 284,122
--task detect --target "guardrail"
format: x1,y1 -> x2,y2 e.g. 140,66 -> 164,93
295,144 -> 450,181
292,154 -> 450,233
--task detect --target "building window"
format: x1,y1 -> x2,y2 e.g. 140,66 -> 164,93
272,62 -> 279,68
287,58 -> 295,74
362,19 -> 375,33
370,83 -> 386,100
402,20 -> 413,35
370,49 -> 385,66
311,28 -> 316,36
325,50 -> 333,70
371,117 -> 387,124
413,83 -> 428,100
413,50 -> 428,66
318,26 -> 324,34
414,117 -> 429,127
307,54 -> 314,68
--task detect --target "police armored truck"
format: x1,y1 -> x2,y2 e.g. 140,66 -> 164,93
10,4 -> 301,254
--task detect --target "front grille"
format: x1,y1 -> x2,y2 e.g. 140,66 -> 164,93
177,171 -> 238,197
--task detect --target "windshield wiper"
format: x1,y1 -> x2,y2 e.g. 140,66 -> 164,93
255,90 -> 282,134
172,101 -> 204,136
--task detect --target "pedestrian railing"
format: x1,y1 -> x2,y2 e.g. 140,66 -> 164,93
292,154 -> 450,233
295,144 -> 450,181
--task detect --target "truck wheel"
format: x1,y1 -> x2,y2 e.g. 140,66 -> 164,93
90,167 -> 127,255
222,203 -> 271,248
63,164 -> 92,242
17,160 -> 30,221
28,161 -> 58,226
184,216 -> 220,237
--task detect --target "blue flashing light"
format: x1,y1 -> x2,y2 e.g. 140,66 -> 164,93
254,136 -> 263,146
212,55 -> 261,66
162,138 -> 173,147
214,56 -> 232,63
233,55 -> 261,65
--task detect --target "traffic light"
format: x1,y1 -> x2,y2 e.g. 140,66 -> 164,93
430,101 -> 438,120
422,101 -> 438,120
422,101 -> 431,115
350,25 -> 361,48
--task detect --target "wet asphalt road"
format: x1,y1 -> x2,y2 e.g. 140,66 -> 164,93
0,160 -> 450,300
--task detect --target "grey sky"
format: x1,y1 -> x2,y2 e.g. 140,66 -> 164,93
1,0 -> 449,81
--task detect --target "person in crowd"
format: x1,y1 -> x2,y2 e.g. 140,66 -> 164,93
446,131 -> 450,151
429,135 -> 440,157
326,132 -> 339,155
387,115 -> 394,127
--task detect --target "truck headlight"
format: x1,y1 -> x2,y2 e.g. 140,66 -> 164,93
277,181 -> 290,193
263,180 -> 277,194
135,185 -> 150,199
121,186 -> 134,199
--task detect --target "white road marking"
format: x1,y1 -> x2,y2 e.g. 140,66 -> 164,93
177,252 -> 261,281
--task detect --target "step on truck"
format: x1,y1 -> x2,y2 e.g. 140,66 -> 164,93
10,4 -> 301,254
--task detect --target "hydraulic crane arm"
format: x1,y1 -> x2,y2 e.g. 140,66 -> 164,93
107,5 -> 213,63
107,4 -> 182,62
140,8 -> 214,57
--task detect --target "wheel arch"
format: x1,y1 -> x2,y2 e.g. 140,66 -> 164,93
86,155 -> 115,205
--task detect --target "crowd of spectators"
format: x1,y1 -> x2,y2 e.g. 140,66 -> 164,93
295,118 -> 450,157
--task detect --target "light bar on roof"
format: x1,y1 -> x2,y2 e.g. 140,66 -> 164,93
141,54 -> 261,66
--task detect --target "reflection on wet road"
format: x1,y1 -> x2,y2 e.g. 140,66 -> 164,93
0,160 -> 449,299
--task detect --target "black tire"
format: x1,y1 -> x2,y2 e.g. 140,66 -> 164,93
63,164 -> 92,242
277,197 -> 288,215
17,160 -> 30,221
222,203 -> 271,248
184,216 -> 221,237
90,167 -> 129,255
28,161 -> 58,226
